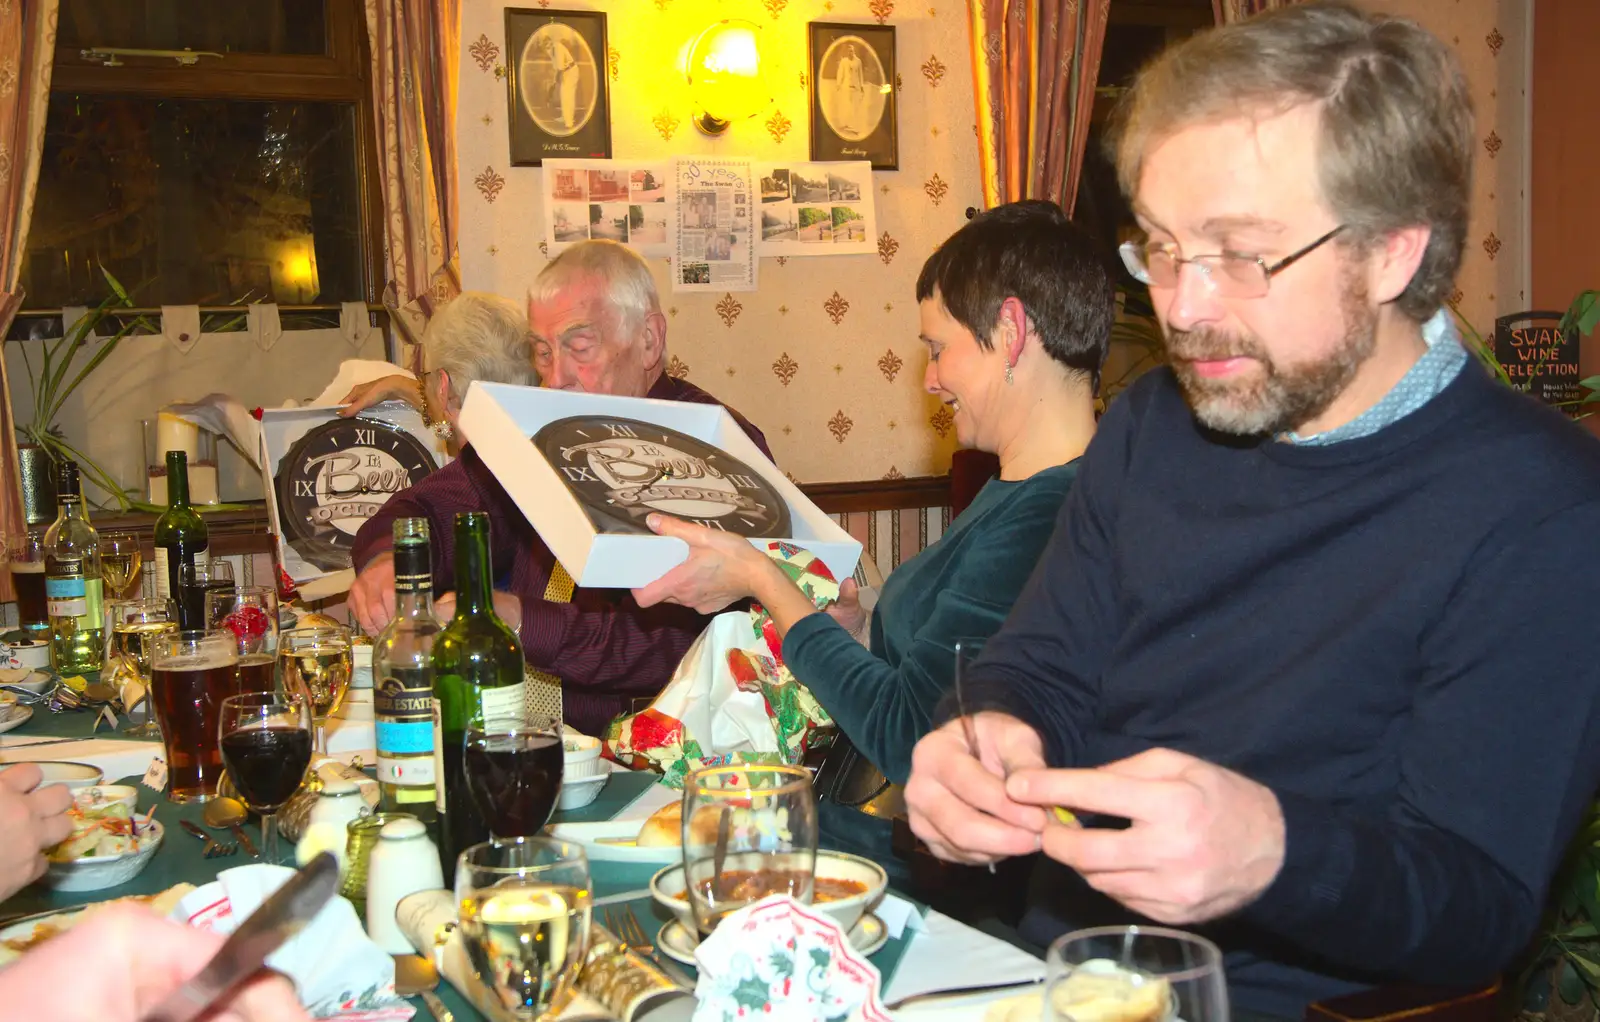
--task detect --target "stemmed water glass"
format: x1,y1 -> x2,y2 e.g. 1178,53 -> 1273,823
464,715 -> 563,838
278,625 -> 352,756
206,585 -> 279,692
218,691 -> 313,865
456,837 -> 592,1020
1045,926 -> 1228,1022
110,598 -> 178,737
681,763 -> 817,938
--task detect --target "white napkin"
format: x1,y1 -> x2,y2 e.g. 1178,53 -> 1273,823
174,864 -> 414,1021
307,358 -> 417,408
879,910 -> 1046,1007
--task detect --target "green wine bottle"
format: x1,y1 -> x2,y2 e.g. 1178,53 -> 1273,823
431,512 -> 525,875
153,450 -> 208,629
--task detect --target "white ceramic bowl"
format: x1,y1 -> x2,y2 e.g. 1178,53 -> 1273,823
74,784 -> 140,814
650,849 -> 888,939
11,671 -> 54,695
1,761 -> 104,791
45,819 -> 164,893
563,734 -> 603,779
557,768 -> 609,811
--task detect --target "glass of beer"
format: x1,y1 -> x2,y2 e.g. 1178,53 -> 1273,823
681,764 -> 817,938
278,625 -> 352,756
206,585 -> 279,693
149,629 -> 242,802
111,598 -> 179,737
457,837 -> 592,1020
8,529 -> 48,637
1045,926 -> 1225,1022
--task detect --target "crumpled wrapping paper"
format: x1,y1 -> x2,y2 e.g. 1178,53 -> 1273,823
603,544 -> 839,788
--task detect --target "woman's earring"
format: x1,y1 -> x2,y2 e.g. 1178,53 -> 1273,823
1005,361 -> 1015,386
432,420 -> 455,441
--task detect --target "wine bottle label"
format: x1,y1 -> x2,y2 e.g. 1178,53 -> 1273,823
153,547 -> 170,599
375,753 -> 437,786
478,682 -> 527,723
45,559 -> 90,619
433,696 -> 446,814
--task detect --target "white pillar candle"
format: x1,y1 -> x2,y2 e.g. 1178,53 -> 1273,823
155,412 -> 200,462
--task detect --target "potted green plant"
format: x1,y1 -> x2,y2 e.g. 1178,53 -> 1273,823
14,268 -> 156,510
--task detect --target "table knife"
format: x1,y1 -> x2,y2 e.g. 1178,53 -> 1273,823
138,852 -> 339,1022
229,823 -> 259,858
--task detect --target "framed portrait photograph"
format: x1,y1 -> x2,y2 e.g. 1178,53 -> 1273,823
504,8 -> 611,166
808,22 -> 897,171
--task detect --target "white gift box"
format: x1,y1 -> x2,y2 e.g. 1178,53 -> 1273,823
458,382 -> 862,589
258,404 -> 444,593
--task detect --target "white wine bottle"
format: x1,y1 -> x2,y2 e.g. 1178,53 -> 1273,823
44,461 -> 103,673
373,518 -> 440,819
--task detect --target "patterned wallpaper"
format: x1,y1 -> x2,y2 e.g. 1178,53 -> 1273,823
453,0 -> 1530,484
1367,0 -> 1531,336
456,0 -> 980,484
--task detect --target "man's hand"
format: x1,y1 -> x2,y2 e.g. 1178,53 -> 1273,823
0,903 -> 310,1021
434,591 -> 524,634
905,713 -> 1050,865
632,514 -> 768,614
339,374 -> 423,417
1007,748 -> 1286,925
0,764 -> 75,900
349,553 -> 396,635
826,579 -> 868,641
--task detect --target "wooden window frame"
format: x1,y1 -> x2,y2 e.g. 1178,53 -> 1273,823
45,0 -> 386,306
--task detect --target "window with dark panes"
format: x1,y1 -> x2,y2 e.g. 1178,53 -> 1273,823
17,0 -> 379,318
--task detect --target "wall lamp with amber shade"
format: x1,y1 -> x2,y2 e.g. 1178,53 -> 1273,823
685,19 -> 770,136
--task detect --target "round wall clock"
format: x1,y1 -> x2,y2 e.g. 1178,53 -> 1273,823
274,417 -> 438,571
532,415 -> 791,538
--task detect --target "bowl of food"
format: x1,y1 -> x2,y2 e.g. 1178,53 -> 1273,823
564,733 -> 603,779
557,760 -> 610,811
650,849 -> 888,940
0,761 -> 104,791
44,803 -> 163,893
73,784 -> 140,815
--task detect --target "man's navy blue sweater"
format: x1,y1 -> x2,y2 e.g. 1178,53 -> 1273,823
964,362 -> 1600,1018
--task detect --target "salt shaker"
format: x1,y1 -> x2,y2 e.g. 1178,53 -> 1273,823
366,815 -> 445,953
306,777 -> 369,869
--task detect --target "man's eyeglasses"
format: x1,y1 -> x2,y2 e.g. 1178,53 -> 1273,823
1119,225 -> 1346,300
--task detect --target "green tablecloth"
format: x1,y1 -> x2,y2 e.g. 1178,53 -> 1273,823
0,705 -> 920,1020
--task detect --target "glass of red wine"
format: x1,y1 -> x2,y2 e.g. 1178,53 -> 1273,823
463,716 -> 564,838
219,690 -> 314,864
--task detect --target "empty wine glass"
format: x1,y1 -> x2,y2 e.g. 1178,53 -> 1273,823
464,715 -> 562,838
1045,926 -> 1228,1022
206,585 -> 279,692
682,764 -> 817,938
278,625 -> 352,756
456,837 -> 592,1020
219,690 -> 313,864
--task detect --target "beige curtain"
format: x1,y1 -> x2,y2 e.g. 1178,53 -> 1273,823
365,0 -> 462,344
0,0 -> 59,600
969,0 -> 1111,212
1213,0 -> 1300,22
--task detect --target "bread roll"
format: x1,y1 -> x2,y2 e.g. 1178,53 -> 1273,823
636,802 -> 683,847
635,801 -> 728,847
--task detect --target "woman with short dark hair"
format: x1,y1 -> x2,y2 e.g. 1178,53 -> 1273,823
634,201 -> 1116,876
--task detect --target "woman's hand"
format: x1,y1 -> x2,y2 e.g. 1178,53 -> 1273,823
632,514 -> 771,614
826,579 -> 869,641
338,374 -> 423,416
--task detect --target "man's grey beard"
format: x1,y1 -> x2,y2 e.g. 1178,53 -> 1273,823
1167,272 -> 1378,436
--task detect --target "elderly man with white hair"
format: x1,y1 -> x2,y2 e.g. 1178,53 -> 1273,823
349,240 -> 772,737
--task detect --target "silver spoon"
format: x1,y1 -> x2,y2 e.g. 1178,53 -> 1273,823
394,953 -> 453,1021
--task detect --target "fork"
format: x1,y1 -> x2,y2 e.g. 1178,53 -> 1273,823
179,819 -> 238,859
602,907 -> 695,988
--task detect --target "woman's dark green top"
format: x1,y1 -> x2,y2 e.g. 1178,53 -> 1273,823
782,462 -> 1078,876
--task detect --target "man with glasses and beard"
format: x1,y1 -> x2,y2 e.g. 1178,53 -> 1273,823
901,2 -> 1600,1018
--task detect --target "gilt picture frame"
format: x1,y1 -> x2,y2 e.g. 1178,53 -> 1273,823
807,21 -> 898,171
505,7 -> 612,166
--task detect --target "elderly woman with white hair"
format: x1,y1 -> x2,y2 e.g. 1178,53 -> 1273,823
339,290 -> 534,456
